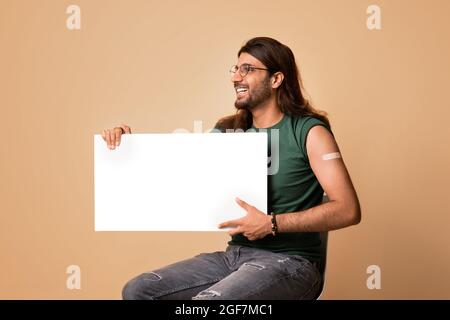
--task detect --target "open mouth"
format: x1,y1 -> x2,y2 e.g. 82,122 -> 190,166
235,87 -> 248,97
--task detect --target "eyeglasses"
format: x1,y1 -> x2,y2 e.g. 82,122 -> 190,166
229,64 -> 270,78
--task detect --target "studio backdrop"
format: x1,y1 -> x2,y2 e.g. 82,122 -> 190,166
1,0 -> 449,299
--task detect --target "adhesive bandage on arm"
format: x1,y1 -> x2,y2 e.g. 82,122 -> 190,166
321,152 -> 341,161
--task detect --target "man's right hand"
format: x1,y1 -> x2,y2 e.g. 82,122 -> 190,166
101,123 -> 132,150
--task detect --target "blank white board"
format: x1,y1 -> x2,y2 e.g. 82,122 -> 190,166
94,133 -> 267,231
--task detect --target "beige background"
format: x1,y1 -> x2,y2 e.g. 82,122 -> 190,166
1,0 -> 449,299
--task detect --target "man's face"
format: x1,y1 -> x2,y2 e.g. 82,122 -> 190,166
231,52 -> 273,111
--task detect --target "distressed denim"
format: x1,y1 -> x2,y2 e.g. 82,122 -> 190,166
122,245 -> 321,300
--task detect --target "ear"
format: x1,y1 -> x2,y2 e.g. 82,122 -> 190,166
271,72 -> 284,89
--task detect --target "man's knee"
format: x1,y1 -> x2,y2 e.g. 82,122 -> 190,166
122,277 -> 143,300
122,272 -> 162,300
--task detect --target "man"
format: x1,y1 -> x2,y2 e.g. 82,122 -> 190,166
102,37 -> 361,300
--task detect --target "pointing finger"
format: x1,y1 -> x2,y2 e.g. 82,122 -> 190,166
235,197 -> 251,211
218,219 -> 240,229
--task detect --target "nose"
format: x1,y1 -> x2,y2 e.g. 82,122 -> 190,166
231,70 -> 243,83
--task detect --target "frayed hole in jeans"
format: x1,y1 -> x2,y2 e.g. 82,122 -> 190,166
144,272 -> 162,281
243,262 -> 265,270
193,289 -> 222,299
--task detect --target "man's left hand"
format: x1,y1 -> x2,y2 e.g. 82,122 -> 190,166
218,197 -> 272,241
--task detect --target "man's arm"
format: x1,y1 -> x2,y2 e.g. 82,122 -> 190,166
218,125 -> 361,240
276,125 -> 361,232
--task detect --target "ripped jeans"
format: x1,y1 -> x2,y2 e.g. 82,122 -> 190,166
122,245 -> 322,300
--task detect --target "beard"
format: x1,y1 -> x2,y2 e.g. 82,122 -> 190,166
235,77 -> 272,111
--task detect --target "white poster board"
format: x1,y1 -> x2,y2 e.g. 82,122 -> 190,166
94,133 -> 267,231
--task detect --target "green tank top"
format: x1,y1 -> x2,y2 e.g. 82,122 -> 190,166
215,114 -> 333,262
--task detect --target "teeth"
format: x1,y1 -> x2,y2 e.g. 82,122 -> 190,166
236,88 -> 248,93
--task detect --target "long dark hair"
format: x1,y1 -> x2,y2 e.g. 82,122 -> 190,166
216,37 -> 330,131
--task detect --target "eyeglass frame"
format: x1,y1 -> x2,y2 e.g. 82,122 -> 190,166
229,63 -> 271,78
